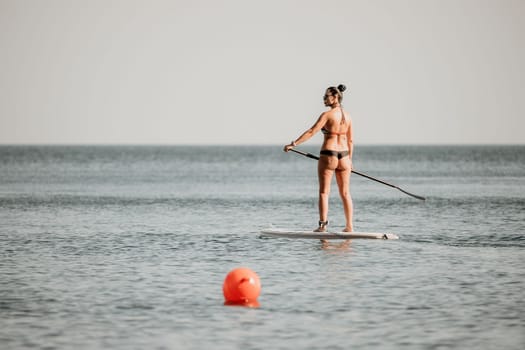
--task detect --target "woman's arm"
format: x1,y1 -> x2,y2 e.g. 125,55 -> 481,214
347,118 -> 353,159
284,113 -> 327,152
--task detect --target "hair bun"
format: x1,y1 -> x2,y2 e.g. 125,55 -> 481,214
337,84 -> 347,93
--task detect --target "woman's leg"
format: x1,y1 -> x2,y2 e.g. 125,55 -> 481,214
336,161 -> 353,231
317,157 -> 336,228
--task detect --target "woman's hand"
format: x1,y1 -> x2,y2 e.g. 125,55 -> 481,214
283,141 -> 296,152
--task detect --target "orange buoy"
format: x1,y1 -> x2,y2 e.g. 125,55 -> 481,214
223,267 -> 261,303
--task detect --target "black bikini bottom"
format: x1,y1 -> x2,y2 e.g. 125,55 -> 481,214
320,150 -> 349,159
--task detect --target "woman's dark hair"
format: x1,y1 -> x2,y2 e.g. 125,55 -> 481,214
327,84 -> 347,102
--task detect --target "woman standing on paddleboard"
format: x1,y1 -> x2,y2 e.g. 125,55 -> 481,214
283,84 -> 353,232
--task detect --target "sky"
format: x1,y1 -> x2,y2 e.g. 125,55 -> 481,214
0,0 -> 524,145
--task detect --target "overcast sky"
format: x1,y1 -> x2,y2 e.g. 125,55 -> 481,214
1,0 -> 523,145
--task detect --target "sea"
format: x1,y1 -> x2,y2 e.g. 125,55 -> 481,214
1,145 -> 524,350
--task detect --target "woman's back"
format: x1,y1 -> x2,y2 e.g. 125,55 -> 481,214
321,108 -> 351,151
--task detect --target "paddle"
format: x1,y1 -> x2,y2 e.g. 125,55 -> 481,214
289,148 -> 426,201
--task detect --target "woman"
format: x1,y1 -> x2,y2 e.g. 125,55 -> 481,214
283,84 -> 353,232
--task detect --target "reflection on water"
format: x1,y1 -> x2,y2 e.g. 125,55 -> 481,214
321,239 -> 352,251
223,300 -> 261,308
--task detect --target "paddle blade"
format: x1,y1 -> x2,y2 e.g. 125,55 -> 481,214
397,187 -> 426,201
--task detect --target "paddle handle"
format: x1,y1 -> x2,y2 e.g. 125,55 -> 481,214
288,148 -> 426,201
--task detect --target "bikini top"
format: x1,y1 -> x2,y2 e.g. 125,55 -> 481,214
321,128 -> 346,136
321,107 -> 347,136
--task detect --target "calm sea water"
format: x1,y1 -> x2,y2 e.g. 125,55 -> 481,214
1,145 -> 524,350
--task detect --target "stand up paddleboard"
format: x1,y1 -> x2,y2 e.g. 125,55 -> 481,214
260,229 -> 399,240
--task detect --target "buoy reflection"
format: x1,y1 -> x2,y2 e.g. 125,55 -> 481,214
223,300 -> 260,308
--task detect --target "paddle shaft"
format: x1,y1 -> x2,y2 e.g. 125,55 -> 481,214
289,148 -> 426,201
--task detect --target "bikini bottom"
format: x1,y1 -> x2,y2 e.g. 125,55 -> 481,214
320,150 -> 349,159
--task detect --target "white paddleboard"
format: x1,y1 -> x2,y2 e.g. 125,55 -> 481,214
260,229 -> 399,240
